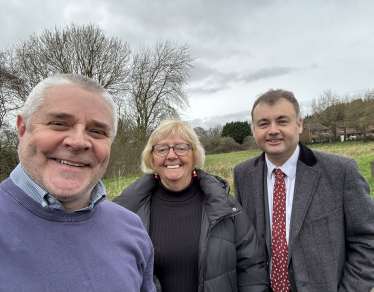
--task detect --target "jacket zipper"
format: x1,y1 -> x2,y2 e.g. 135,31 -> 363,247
197,210 -> 241,292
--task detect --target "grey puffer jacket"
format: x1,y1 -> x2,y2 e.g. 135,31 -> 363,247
113,169 -> 269,292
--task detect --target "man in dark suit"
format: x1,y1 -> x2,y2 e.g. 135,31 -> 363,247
234,89 -> 374,292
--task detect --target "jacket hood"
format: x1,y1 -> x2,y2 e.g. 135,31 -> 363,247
195,169 -> 240,223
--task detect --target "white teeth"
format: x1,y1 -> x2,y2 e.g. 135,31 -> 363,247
166,165 -> 181,169
269,140 -> 280,142
55,159 -> 85,167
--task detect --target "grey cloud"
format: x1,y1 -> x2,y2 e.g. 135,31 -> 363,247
240,67 -> 299,83
219,111 -> 252,122
191,62 -> 219,82
97,0 -> 273,51
187,85 -> 228,95
186,110 -> 252,129
189,63 -> 299,96
298,100 -> 313,117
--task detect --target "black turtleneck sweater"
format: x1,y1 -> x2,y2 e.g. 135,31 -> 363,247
150,179 -> 203,292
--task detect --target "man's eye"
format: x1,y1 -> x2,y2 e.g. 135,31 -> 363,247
50,122 -> 68,127
90,130 -> 108,137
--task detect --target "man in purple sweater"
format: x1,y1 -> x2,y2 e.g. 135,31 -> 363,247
0,74 -> 156,292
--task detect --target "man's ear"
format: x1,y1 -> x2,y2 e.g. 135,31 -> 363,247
297,118 -> 303,134
17,114 -> 27,139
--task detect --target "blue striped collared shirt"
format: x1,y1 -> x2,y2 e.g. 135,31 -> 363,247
10,164 -> 107,212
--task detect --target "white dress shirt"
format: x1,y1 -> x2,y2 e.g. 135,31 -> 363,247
265,144 -> 300,244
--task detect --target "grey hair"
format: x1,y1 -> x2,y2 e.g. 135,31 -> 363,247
141,119 -> 206,173
22,74 -> 117,141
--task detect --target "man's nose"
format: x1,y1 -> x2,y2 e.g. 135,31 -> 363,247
63,126 -> 91,150
268,123 -> 280,134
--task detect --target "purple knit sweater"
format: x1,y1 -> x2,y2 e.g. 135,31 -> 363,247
0,178 -> 156,292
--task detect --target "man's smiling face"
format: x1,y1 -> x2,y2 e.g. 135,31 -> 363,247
252,97 -> 303,166
17,85 -> 113,210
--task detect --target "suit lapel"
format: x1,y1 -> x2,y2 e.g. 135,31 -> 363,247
244,158 -> 269,262
288,160 -> 320,262
262,163 -> 272,268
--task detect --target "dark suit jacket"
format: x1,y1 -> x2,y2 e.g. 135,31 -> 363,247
234,142 -> 374,292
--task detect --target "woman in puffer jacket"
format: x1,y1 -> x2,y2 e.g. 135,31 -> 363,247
113,119 -> 269,292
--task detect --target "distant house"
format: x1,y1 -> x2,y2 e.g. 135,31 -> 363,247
337,127 -> 363,141
300,123 -> 369,143
367,126 -> 374,136
300,123 -> 332,143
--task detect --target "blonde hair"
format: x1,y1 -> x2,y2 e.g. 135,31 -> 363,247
141,119 -> 205,173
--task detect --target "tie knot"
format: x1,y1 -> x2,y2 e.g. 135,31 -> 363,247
274,169 -> 285,181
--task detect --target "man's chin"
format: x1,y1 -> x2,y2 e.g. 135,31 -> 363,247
264,144 -> 284,154
45,180 -> 93,199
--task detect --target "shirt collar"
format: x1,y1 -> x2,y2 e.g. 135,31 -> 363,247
10,163 -> 107,212
266,144 -> 300,179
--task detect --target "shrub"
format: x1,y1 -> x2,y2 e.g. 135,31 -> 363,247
242,136 -> 259,150
0,147 -> 19,181
201,136 -> 241,154
222,121 -> 252,144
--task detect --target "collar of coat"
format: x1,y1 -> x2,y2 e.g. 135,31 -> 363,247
253,142 -> 318,167
117,169 -> 241,224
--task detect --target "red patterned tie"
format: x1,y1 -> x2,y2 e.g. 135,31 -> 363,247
271,169 -> 290,292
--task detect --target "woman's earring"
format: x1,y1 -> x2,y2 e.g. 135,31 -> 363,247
154,173 -> 160,179
192,170 -> 198,178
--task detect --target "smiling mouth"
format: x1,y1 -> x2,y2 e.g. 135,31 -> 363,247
166,165 -> 181,169
55,159 -> 86,167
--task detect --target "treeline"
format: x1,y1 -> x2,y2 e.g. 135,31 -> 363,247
195,89 -> 374,154
306,89 -> 374,142
0,23 -> 194,180
193,121 -> 257,154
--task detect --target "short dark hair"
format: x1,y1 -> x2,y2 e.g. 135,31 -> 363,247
251,89 -> 301,121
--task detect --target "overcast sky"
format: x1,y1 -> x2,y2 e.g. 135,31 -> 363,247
1,0 -> 373,129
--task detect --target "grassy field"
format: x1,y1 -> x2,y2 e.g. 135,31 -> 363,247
104,141 -> 374,200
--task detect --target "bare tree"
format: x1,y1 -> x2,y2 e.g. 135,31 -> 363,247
105,117 -> 144,178
2,23 -> 131,97
0,56 -> 27,131
312,90 -> 344,141
0,55 -> 24,179
207,125 -> 223,138
193,126 -> 208,139
345,89 -> 374,142
125,40 -> 195,142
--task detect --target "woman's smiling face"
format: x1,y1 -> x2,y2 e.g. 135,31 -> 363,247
152,135 -> 195,191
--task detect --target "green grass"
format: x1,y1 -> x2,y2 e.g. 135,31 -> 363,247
104,173 -> 145,201
104,141 -> 374,200
308,142 -> 374,199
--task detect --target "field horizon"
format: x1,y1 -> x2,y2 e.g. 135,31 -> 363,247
104,141 -> 374,200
